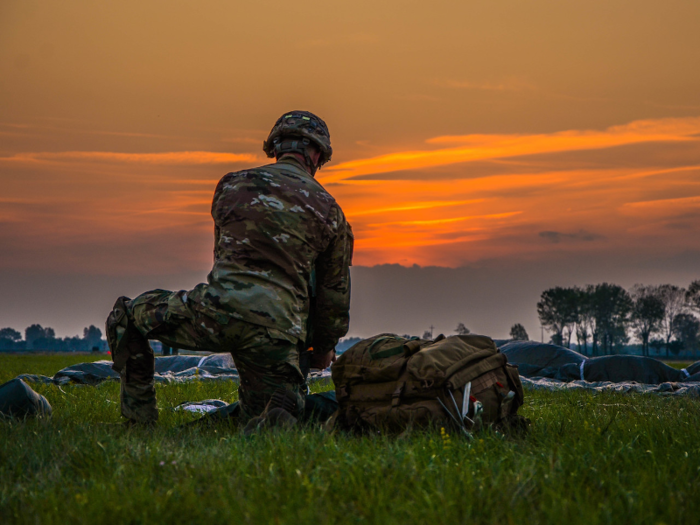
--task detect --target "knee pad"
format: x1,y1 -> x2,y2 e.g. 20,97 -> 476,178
106,296 -> 143,374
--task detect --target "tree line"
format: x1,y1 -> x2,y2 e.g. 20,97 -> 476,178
0,324 -> 106,352
537,280 -> 700,356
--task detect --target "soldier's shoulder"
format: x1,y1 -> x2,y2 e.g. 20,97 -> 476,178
214,164 -> 285,196
219,162 -> 317,185
217,161 -> 338,209
220,162 -> 277,181
269,163 -> 337,200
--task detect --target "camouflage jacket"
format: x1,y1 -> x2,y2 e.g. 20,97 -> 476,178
190,157 -> 353,352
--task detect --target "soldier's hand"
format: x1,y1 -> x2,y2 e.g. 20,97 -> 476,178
310,349 -> 336,370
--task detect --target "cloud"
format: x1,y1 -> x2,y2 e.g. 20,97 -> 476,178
622,195 -> 700,211
368,212 -> 522,227
504,140 -> 700,172
345,199 -> 482,217
317,116 -> 700,267
539,230 -> 605,244
2,116 -> 700,273
620,195 -> 700,220
320,116 -> 700,183
0,151 -> 259,166
346,160 -> 545,181
0,121 -> 183,140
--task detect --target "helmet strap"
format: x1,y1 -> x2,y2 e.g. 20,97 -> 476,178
274,138 -> 319,175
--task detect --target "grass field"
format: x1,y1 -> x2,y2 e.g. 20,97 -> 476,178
1,355 -> 699,524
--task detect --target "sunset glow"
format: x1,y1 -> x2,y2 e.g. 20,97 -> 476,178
2,116 -> 700,271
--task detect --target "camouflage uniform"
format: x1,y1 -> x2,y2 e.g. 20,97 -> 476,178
109,155 -> 353,424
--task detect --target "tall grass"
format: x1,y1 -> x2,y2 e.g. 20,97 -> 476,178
1,355 -> 698,524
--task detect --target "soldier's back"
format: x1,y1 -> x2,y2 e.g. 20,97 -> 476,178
196,157 -> 344,340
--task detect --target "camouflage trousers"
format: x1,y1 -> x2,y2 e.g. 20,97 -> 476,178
112,289 -> 305,424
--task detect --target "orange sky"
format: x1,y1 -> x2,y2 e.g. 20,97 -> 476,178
1,1 -> 699,336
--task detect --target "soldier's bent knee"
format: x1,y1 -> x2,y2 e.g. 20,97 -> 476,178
106,296 -> 132,373
106,296 -> 149,374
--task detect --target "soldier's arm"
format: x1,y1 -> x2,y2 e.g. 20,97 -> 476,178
211,174 -> 229,261
311,205 -> 354,354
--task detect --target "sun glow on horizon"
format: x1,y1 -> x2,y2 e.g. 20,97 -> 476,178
2,115 -> 698,272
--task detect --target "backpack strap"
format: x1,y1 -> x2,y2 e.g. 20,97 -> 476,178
368,336 -> 405,360
368,336 -> 432,360
391,381 -> 405,407
404,339 -> 430,357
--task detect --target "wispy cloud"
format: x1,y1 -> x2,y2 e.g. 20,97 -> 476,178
622,195 -> 700,210
321,117 -> 700,183
0,121 -> 177,139
369,211 -> 522,227
2,116 -> 700,270
539,230 -> 605,244
346,199 -> 483,217
620,195 -> 700,221
323,116 -> 700,266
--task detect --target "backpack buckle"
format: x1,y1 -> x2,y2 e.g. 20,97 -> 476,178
337,384 -> 350,400
391,382 -> 405,407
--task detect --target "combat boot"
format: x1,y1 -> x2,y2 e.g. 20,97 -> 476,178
242,388 -> 299,435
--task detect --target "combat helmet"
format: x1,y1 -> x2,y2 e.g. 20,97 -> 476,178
263,111 -> 332,172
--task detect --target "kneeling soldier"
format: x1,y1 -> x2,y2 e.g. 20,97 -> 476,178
106,111 -> 353,427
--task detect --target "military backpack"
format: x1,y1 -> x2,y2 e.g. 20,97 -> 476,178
330,333 -> 527,436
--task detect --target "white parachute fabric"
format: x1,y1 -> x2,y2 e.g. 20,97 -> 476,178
17,354 -> 332,386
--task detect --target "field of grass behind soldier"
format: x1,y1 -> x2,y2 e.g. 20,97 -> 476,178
1,355 -> 698,524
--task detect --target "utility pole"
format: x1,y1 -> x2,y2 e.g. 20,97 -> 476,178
430,325 -> 435,338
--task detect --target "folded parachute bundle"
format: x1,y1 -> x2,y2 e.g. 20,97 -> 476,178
498,341 -> 700,384
330,333 -> 527,436
0,378 -> 52,420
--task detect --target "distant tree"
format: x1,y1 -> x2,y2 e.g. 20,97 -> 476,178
422,330 -> 433,340
25,324 -> 46,348
537,287 -> 578,347
590,283 -> 632,355
83,325 -> 102,347
657,285 -> 688,357
455,323 -> 471,335
0,327 -> 23,351
0,328 -> 22,342
687,280 -> 700,313
509,323 -> 529,341
58,336 -> 82,352
671,313 -> 700,354
572,286 -> 595,355
668,340 -> 685,356
649,338 -> 665,355
630,285 -> 665,357
25,324 -> 56,350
